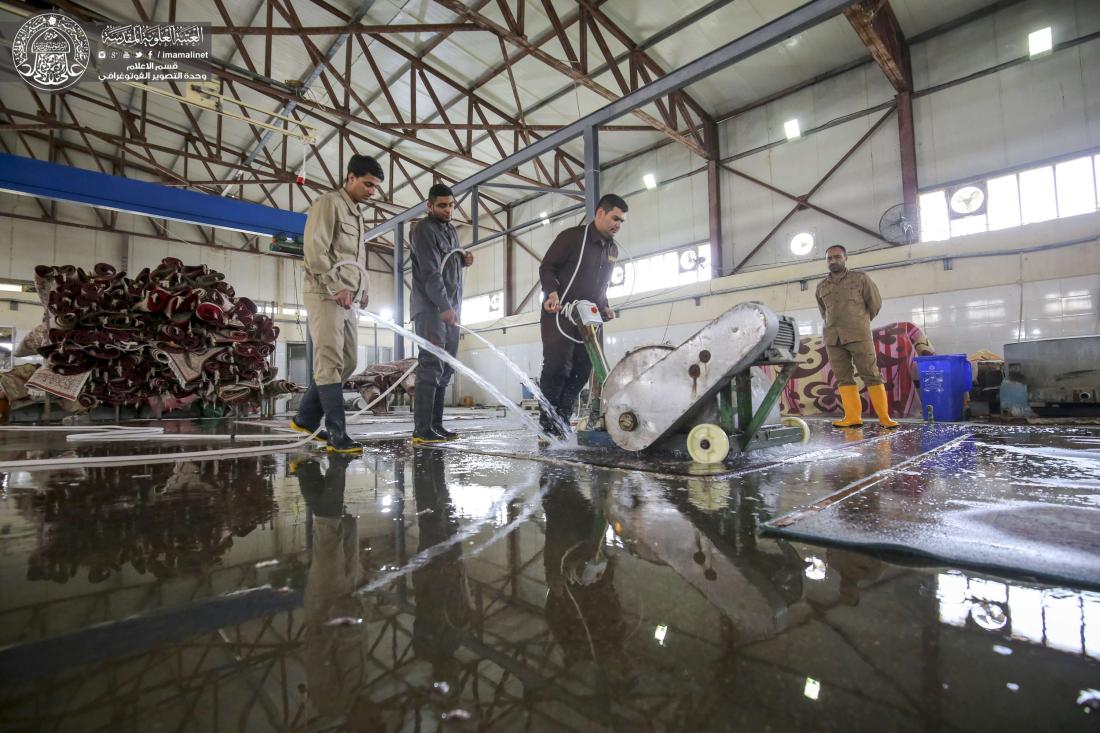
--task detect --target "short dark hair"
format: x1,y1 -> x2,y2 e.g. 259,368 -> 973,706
597,193 -> 628,214
428,183 -> 454,201
826,244 -> 847,256
347,154 -> 384,181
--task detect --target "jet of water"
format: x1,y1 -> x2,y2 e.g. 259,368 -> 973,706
357,309 -> 563,445
457,323 -> 573,439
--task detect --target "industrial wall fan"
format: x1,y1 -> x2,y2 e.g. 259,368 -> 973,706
878,203 -> 918,244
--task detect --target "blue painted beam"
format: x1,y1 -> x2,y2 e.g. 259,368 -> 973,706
0,153 -> 305,238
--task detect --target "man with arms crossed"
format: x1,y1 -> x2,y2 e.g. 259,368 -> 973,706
816,244 -> 898,429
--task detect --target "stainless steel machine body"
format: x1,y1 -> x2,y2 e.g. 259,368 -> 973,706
572,300 -> 805,462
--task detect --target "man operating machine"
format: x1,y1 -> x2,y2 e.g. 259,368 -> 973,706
537,194 -> 627,440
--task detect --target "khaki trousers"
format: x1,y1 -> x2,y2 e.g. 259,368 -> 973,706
826,340 -> 883,387
305,290 -> 358,386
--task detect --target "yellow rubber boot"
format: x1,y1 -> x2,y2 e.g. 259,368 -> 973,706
868,383 -> 899,429
832,384 -> 865,428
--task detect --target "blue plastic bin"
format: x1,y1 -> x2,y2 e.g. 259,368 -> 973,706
914,354 -> 972,422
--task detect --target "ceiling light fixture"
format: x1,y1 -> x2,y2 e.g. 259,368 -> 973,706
1028,26 -> 1052,57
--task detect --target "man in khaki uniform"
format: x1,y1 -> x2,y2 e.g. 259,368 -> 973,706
816,244 -> 898,429
291,154 -> 384,453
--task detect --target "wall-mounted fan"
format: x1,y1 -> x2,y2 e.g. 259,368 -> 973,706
879,203 -> 918,244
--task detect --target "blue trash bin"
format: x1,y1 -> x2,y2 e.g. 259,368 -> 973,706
915,354 -> 972,422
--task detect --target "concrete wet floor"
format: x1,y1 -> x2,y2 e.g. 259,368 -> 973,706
1,419 -> 1098,731
766,428 -> 1100,588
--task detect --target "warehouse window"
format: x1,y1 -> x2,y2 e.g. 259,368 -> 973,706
606,243 -> 711,300
920,153 -> 1100,242
461,290 -> 503,324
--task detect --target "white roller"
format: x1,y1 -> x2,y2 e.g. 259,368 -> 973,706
686,423 -> 730,464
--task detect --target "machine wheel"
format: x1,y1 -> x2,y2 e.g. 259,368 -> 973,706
781,416 -> 811,444
686,423 -> 730,464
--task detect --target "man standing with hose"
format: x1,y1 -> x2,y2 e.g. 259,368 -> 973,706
537,194 -> 627,440
290,154 -> 384,453
410,183 -> 474,445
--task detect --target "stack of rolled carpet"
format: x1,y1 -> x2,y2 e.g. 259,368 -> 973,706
23,257 -> 298,411
344,357 -> 418,412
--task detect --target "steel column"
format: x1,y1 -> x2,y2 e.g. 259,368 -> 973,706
504,207 -> 515,315
394,223 -> 405,359
471,186 -> 480,245
844,0 -> 919,233
704,119 -> 723,277
897,90 -> 919,225
584,126 -> 600,221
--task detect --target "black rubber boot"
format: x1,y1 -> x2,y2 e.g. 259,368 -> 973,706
290,384 -> 330,442
431,386 -> 458,440
317,383 -> 362,453
412,385 -> 445,444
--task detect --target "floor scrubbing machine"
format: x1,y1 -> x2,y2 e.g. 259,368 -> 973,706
563,300 -> 809,464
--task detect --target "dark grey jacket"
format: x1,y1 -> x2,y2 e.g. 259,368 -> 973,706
539,223 -> 618,312
410,216 -> 465,319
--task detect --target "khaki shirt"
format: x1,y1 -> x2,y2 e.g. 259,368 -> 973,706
815,269 -> 882,345
302,189 -> 364,298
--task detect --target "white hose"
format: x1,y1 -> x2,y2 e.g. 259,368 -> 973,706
332,256 -> 562,444
0,246 -> 514,471
331,246 -> 465,309
554,222 -> 590,345
0,361 -> 417,471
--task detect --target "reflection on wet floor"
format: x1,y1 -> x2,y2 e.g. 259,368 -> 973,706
1,421 -> 1099,730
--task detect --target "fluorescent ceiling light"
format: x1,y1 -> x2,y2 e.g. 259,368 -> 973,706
642,173 -> 657,190
1028,27 -> 1052,56
784,119 -> 801,140
0,283 -> 22,292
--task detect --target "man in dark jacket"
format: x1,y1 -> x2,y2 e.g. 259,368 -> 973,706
537,194 -> 627,438
409,183 -> 473,444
